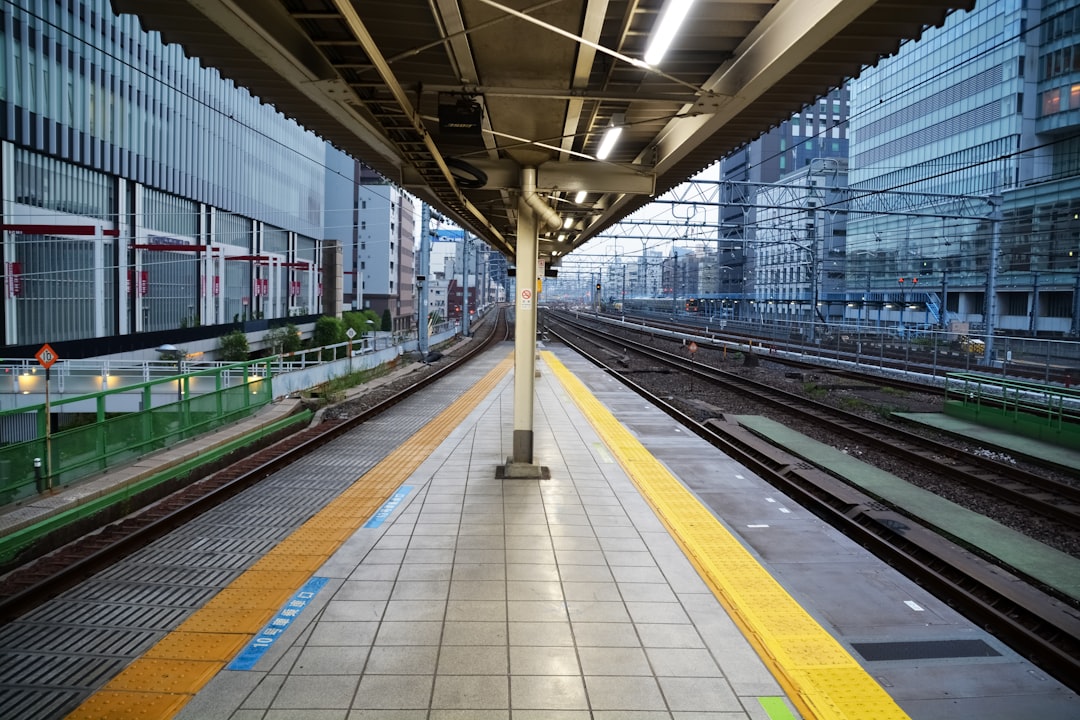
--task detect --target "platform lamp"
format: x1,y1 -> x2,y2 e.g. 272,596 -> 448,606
155,343 -> 184,403
365,319 -> 377,351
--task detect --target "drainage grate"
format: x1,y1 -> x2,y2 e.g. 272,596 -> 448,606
852,639 -> 1001,661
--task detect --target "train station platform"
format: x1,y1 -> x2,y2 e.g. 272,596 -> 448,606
6,343 -> 1079,720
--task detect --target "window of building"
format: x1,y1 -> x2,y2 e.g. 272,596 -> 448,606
1042,88 -> 1062,115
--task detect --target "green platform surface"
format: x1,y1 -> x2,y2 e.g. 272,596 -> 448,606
733,414 -> 1080,603
894,412 -> 1080,471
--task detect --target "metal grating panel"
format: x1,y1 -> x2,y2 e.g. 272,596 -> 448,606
168,524 -> 285,540
131,550 -> 263,569
0,687 -> 83,720
0,652 -> 128,686
852,639 -> 1001,661
151,536 -> 281,554
96,565 -> 237,586
0,625 -> 157,656
64,581 -> 219,607
21,601 -> 191,630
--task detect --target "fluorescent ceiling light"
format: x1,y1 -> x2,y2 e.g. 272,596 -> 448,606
596,126 -> 622,160
563,217 -> 574,229
575,190 -> 588,204
644,0 -> 696,66
557,234 -> 566,242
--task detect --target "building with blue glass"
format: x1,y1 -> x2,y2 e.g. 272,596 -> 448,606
846,0 -> 1080,337
1,0 -> 340,358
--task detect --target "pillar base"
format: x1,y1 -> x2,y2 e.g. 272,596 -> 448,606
497,459 -> 551,479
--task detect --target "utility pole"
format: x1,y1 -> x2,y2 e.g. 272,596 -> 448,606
672,250 -> 679,316
418,205 -> 436,355
462,232 -> 471,337
1029,269 -> 1039,336
983,196 -> 1002,365
621,264 -> 626,310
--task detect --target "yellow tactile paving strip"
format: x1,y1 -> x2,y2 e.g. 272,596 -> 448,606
67,354 -> 513,720
542,351 -> 910,720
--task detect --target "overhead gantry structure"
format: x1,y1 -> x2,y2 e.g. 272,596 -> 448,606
112,0 -> 973,470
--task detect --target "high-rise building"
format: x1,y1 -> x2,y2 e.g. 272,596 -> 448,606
846,0 -> 1080,336
719,87 -> 851,313
1,0 -> 332,357
354,164 -> 417,333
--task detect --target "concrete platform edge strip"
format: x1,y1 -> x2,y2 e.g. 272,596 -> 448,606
65,352 -> 514,720
541,350 -> 910,720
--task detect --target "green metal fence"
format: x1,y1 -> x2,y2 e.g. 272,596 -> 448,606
944,372 -> 1080,448
0,360 -> 273,504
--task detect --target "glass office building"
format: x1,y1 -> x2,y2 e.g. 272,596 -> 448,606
1,0 -> 330,352
846,0 -> 1080,336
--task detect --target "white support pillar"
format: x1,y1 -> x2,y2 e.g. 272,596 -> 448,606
512,191 -> 538,466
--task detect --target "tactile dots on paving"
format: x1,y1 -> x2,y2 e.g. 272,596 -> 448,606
792,667 -> 910,720
202,587 -> 292,611
175,606 -> 270,634
228,569 -> 312,590
103,658 -> 222,693
768,636 -> 857,668
247,553 -> 326,573
65,690 -> 190,719
287,524 -> 353,541
272,536 -> 338,556
144,632 -> 249,661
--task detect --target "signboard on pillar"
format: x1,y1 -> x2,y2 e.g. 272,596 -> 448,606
519,287 -> 533,310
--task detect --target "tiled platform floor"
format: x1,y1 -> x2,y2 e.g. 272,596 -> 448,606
177,348 -> 788,719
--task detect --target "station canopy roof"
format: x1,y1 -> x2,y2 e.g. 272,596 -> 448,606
112,0 -> 973,261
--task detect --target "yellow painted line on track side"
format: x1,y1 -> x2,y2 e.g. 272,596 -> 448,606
542,351 -> 909,720
67,353 -> 513,720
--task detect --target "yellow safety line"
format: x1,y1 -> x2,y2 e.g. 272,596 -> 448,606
542,351 -> 910,720
67,354 -> 513,720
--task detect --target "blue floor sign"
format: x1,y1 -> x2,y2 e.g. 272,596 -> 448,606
227,576 -> 330,670
363,485 -> 414,528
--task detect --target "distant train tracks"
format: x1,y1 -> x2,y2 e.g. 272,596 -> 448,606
605,308 -> 1078,386
0,308 -> 511,623
544,309 -> 1080,694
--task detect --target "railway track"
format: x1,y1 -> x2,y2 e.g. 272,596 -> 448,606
607,309 -> 1078,386
550,311 -> 1080,533
0,308 -> 511,623
543,311 -> 1080,694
